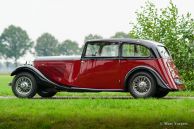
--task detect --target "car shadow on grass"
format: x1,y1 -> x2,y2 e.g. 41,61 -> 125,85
31,96 -> 194,100
33,96 -> 133,99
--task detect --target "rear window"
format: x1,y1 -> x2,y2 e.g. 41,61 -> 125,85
122,44 -> 151,57
157,46 -> 171,58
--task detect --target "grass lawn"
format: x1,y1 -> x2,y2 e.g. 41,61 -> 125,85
0,98 -> 194,129
1,74 -> 194,97
0,74 -> 13,96
0,75 -> 194,129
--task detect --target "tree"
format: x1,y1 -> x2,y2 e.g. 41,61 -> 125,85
0,40 -> 5,57
0,25 -> 33,66
111,32 -> 129,38
84,34 -> 103,42
129,1 -> 194,82
58,40 -> 80,55
35,33 -> 58,56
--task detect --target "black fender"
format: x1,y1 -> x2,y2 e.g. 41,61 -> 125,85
10,65 -> 66,90
124,66 -> 170,90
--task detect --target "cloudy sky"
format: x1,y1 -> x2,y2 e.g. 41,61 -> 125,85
0,0 -> 193,46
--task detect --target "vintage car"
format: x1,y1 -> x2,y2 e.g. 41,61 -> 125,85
10,39 -> 185,98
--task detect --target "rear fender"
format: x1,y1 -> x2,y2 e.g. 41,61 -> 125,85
124,66 -> 170,90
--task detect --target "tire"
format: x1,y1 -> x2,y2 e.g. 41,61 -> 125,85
155,87 -> 169,98
12,72 -> 37,98
128,72 -> 156,98
37,88 -> 57,98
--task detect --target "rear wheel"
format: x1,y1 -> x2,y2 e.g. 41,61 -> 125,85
37,88 -> 57,98
129,72 -> 156,98
155,87 -> 169,98
12,72 -> 37,98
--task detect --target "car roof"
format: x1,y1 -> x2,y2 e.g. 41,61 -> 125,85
86,38 -> 164,48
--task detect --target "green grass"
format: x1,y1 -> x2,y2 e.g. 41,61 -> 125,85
1,74 -> 194,97
0,75 -> 194,129
0,99 -> 193,129
0,75 -> 13,96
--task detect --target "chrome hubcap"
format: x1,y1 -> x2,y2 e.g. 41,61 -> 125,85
132,76 -> 151,95
16,76 -> 32,95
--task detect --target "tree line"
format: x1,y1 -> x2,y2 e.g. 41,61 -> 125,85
0,25 -> 130,66
0,1 -> 194,89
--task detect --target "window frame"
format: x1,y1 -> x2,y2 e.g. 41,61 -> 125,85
81,41 -> 155,60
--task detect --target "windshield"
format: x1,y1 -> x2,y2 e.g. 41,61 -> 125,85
157,46 -> 171,58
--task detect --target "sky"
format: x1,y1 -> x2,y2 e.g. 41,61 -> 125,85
0,0 -> 193,63
0,0 -> 193,45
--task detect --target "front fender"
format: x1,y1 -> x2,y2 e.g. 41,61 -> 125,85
124,66 -> 170,90
11,65 -> 60,89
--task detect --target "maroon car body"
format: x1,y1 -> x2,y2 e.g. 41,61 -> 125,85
10,39 -> 184,98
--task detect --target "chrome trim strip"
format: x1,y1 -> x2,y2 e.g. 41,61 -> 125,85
35,56 -> 81,61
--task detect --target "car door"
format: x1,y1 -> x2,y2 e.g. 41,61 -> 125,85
75,41 -> 121,89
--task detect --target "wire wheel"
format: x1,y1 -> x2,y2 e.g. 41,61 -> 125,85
131,75 -> 152,96
12,72 -> 37,98
15,76 -> 32,95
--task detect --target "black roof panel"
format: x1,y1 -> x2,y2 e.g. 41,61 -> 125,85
86,38 -> 164,48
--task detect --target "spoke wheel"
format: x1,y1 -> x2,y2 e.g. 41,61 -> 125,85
129,72 -> 156,98
132,76 -> 151,96
15,77 -> 32,95
12,72 -> 37,98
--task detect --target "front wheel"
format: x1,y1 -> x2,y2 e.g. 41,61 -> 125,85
12,72 -> 37,98
128,72 -> 156,98
37,88 -> 57,98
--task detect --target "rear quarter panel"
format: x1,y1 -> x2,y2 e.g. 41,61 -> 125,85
158,58 -> 185,90
120,58 -> 183,90
120,59 -> 169,89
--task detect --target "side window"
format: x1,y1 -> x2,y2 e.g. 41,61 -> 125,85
136,45 -> 150,57
101,44 -> 118,57
85,42 -> 119,57
85,44 -> 100,57
122,44 -> 135,56
122,44 -> 150,57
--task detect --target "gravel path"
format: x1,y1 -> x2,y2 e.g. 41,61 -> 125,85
0,96 -> 194,99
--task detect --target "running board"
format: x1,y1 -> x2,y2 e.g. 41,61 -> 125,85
56,85 -> 124,92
